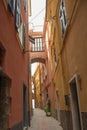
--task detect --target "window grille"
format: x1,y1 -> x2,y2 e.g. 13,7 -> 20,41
31,37 -> 44,52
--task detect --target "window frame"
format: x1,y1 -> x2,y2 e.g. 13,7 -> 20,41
59,0 -> 67,37
15,0 -> 21,31
18,22 -> 26,51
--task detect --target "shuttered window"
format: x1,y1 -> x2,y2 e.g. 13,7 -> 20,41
8,0 -> 15,15
18,23 -> 26,51
15,0 -> 20,31
59,0 -> 67,37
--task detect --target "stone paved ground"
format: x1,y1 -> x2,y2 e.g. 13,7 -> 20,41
28,108 -> 63,130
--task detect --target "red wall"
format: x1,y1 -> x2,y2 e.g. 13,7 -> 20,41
0,1 -> 29,128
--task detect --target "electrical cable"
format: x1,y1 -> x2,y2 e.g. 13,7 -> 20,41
29,0 -> 54,22
29,7 -> 45,22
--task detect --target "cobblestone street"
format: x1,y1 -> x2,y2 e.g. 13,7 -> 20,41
28,108 -> 63,130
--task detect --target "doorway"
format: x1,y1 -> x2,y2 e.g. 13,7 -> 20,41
22,83 -> 28,128
56,90 -> 60,122
0,72 -> 11,130
69,75 -> 82,130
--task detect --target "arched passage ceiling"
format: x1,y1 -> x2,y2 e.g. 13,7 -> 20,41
31,57 -> 46,64
30,51 -> 47,64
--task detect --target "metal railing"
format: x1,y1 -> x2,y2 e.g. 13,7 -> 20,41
31,46 -> 45,52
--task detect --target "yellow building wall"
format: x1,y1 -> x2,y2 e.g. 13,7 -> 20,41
34,65 -> 41,108
46,0 -> 87,129
47,0 -> 67,111
62,0 -> 87,112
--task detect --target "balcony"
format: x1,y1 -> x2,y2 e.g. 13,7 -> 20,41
30,37 -> 45,52
31,46 -> 45,52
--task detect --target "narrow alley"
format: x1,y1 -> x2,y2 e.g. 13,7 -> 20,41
0,0 -> 87,130
28,108 -> 63,130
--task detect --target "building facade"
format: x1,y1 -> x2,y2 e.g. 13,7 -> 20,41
0,0 -> 30,129
33,64 -> 41,108
29,27 -> 55,114
43,18 -> 55,117
39,63 -> 48,109
45,0 -> 87,130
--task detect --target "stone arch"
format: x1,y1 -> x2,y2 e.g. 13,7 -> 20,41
31,57 -> 46,64
30,51 -> 47,64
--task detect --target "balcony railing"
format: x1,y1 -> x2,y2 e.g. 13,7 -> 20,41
30,37 -> 45,52
31,46 -> 45,52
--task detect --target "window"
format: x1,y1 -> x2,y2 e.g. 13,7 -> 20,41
31,37 -> 43,52
59,0 -> 67,36
8,0 -> 15,15
4,0 -> 15,15
18,23 -> 26,51
15,0 -> 20,31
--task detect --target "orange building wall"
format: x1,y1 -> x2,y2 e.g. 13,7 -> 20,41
0,1 -> 29,129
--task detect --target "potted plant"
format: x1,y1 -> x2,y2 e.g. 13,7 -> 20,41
44,98 -> 51,116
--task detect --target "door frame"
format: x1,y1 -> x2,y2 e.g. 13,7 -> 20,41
56,89 -> 60,122
69,74 -> 83,130
22,82 -> 28,128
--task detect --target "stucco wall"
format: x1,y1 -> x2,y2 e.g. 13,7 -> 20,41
62,0 -> 87,112
0,1 -> 29,129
